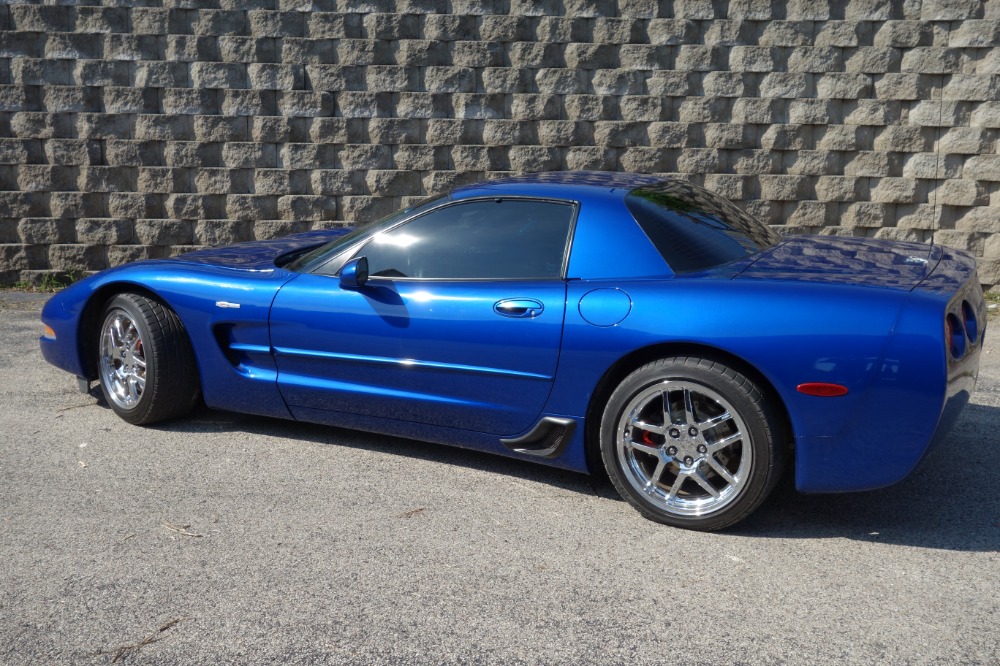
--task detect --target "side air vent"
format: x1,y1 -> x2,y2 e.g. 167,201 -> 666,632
500,417 -> 577,459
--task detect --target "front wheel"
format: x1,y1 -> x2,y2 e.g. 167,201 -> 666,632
600,357 -> 786,531
97,293 -> 200,425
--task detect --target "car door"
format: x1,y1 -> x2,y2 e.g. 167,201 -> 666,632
269,197 -> 576,436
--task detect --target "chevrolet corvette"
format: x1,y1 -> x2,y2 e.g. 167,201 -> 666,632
40,172 -> 985,530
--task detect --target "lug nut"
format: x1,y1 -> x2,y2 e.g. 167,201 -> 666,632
667,446 -> 678,456
697,444 -> 707,454
684,456 -> 694,466
689,427 -> 698,437
669,428 -> 680,438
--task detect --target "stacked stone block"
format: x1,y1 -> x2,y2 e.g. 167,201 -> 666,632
1,0 -> 999,287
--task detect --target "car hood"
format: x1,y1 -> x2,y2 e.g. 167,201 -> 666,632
168,230 -> 350,271
734,236 -> 941,291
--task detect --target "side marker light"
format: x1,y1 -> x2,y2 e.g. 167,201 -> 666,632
42,324 -> 56,340
796,382 -> 849,397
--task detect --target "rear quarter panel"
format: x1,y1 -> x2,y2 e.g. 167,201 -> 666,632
548,277 -> 951,491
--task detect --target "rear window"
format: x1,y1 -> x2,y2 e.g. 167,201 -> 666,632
625,180 -> 780,274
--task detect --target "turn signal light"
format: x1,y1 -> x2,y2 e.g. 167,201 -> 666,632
42,324 -> 55,340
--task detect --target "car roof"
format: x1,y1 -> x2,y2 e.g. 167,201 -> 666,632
448,171 -> 665,203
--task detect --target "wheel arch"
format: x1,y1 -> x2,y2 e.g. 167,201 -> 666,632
77,281 -> 184,381
583,342 -> 795,478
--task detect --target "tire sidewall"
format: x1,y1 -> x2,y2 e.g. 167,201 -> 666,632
600,358 -> 777,531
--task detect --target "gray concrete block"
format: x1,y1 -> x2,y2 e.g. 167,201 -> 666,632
134,219 -> 193,246
227,194 -> 279,221
103,87 -> 158,115
223,90 -> 277,117
921,0 -> 984,20
18,217 -> 74,245
248,10 -> 304,38
248,63 -> 303,90
105,34 -> 161,61
485,67 -> 535,93
75,6 -> 129,34
787,47 -> 843,73
108,193 -> 163,220
278,194 -> 336,220
874,21 -> 932,47
46,33 -> 102,60
10,5 -> 75,32
48,244 -> 107,271
194,219 -> 254,245
137,167 -> 190,194
76,218 -> 132,245
758,21 -> 813,47
870,177 -> 923,203
937,178 -> 989,206
758,72 -> 810,98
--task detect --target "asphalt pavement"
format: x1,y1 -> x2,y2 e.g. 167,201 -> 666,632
1,291 -> 998,664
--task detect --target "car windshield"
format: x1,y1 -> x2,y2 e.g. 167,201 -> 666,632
287,194 -> 448,273
625,180 -> 781,274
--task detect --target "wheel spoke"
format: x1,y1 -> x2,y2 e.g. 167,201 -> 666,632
707,432 -> 742,454
699,411 -> 732,429
625,439 -> 661,457
112,318 -> 125,348
133,355 -> 146,369
629,418 -> 666,435
660,390 -> 672,426
646,460 -> 667,489
683,388 -> 696,425
127,376 -> 139,402
667,471 -> 688,499
691,469 -> 721,498
706,457 -> 737,486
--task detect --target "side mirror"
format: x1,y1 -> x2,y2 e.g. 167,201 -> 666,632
339,256 -> 369,289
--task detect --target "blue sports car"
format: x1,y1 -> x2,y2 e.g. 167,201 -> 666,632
40,172 -> 984,530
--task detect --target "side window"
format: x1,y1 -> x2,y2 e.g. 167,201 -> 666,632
357,199 -> 575,280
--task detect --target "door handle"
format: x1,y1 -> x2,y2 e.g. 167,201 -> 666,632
494,298 -> 544,318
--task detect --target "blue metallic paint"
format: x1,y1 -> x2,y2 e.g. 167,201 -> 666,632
40,172 -> 983,496
269,274 -> 566,435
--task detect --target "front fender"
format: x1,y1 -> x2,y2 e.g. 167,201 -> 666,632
40,261 -> 298,420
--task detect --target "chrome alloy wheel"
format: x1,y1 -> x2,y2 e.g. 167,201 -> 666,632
99,310 -> 147,411
616,380 -> 751,517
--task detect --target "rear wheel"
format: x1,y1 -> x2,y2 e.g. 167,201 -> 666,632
600,356 -> 785,531
97,293 -> 199,425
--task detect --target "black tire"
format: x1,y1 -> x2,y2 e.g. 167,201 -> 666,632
96,293 -> 200,425
600,356 -> 785,531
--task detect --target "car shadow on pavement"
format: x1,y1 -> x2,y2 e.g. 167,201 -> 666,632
138,397 -> 605,499
100,388 -> 1000,553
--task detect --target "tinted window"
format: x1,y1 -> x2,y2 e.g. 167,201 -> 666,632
359,199 -> 574,280
626,180 -> 780,274
289,194 -> 447,273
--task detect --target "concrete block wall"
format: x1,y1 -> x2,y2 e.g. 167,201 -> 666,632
1,0 -> 999,287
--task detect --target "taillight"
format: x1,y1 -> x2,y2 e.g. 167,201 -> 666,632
946,312 -> 966,359
961,300 -> 978,343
